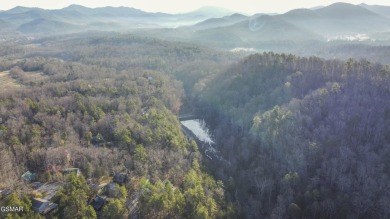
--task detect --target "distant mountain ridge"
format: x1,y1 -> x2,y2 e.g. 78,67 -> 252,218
192,13 -> 248,30
1,2 -> 390,44
17,18 -> 82,34
316,2 -> 378,17
187,15 -> 323,49
276,2 -> 390,36
4,6 -> 38,14
360,3 -> 390,18
182,6 -> 235,18
0,4 -> 236,34
180,2 -> 390,49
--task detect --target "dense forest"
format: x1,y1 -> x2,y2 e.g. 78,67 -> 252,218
199,53 -> 390,218
0,35 -> 239,218
1,3 -> 390,218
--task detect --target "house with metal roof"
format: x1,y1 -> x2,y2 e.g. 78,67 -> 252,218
21,171 -> 37,183
90,195 -> 108,211
31,198 -> 58,215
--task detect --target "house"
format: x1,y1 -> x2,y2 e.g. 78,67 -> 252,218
31,182 -> 43,190
31,198 -> 58,215
113,173 -> 128,186
21,171 -> 37,183
90,182 -> 108,192
0,188 -> 12,197
35,182 -> 64,200
90,195 -> 108,211
62,168 -> 81,177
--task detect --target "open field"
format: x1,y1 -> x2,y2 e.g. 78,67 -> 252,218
0,71 -> 21,89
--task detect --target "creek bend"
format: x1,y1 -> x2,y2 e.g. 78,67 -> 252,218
180,119 -> 226,162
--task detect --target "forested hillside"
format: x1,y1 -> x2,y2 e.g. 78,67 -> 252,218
0,33 -> 242,93
199,53 -> 390,218
0,34 -> 239,218
2,3 -> 390,218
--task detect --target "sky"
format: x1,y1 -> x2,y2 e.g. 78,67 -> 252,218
1,0 -> 390,14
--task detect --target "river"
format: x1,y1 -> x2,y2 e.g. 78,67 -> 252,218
181,119 -> 224,161
181,120 -> 213,144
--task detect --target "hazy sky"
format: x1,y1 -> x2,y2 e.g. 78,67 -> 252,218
1,0 -> 390,14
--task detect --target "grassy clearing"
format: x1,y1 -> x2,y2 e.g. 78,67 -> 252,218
0,71 -> 21,89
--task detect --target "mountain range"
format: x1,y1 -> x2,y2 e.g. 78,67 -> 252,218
276,3 -> 390,36
0,5 -> 234,33
1,3 -> 390,47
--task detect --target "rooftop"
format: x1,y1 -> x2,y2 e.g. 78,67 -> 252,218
90,195 -> 107,211
31,198 -> 58,215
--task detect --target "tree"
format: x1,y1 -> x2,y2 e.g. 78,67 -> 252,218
134,144 -> 147,162
4,193 -> 43,219
101,199 -> 126,219
56,173 -> 96,219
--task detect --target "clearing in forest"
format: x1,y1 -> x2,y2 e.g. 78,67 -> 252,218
0,71 -> 21,89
